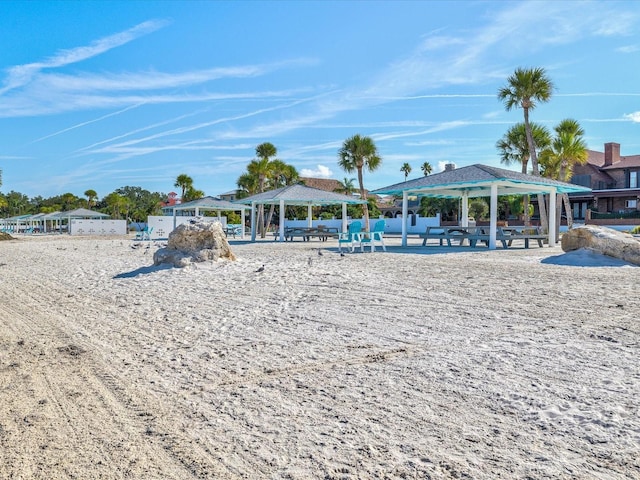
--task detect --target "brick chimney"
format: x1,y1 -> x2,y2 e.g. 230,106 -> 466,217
444,163 -> 455,172
604,142 -> 620,166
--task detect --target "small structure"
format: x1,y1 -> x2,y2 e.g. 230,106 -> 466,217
161,196 -> 249,239
153,221 -> 236,268
372,164 -> 592,249
235,184 -> 367,242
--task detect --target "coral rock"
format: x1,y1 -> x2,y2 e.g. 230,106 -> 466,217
561,225 -> 640,266
153,221 -> 236,267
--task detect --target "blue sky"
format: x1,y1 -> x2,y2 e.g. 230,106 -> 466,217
1,0 -> 639,200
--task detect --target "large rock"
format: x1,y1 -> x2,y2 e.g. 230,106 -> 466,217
561,225 -> 640,266
153,221 -> 236,267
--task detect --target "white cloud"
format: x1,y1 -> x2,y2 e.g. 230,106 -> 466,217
624,112 -> 640,123
0,20 -> 169,95
616,45 -> 640,53
300,165 -> 333,178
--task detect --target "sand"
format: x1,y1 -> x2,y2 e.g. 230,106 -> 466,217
0,234 -> 638,479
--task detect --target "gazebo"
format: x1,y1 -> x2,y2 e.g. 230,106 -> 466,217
234,184 -> 366,242
372,164 -> 592,249
167,196 -> 250,238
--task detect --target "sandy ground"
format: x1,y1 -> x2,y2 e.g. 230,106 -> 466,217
0,234 -> 638,479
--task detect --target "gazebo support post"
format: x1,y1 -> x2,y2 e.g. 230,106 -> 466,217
307,204 -> 313,228
489,183 -> 498,249
548,188 -> 557,246
402,191 -> 408,247
342,203 -> 348,233
461,191 -> 469,227
279,199 -> 286,242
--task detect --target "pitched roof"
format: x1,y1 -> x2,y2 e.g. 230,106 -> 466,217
167,196 -> 245,211
372,164 -> 591,197
52,208 -> 110,218
235,184 -> 366,206
601,154 -> 640,170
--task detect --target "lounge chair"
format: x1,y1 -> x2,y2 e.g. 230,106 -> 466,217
360,220 -> 386,252
338,221 -> 363,253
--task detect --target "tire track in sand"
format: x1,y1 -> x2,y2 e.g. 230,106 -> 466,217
0,279 -> 236,479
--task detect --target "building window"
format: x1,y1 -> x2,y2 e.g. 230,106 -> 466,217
626,199 -> 637,209
630,171 -> 638,188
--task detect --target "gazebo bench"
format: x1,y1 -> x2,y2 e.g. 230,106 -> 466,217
420,226 -> 474,246
469,226 -> 547,248
502,226 -> 547,248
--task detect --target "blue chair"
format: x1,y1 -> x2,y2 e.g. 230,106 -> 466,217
338,221 -> 363,253
361,220 -> 386,252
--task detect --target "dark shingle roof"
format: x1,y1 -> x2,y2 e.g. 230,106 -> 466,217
372,164 -> 591,197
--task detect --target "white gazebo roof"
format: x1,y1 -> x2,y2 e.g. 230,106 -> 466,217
51,208 -> 110,219
235,183 -> 366,206
372,164 -> 592,249
170,196 -> 246,213
235,184 -> 366,242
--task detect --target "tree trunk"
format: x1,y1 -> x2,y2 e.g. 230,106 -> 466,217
563,192 -> 573,229
523,108 -> 549,232
523,195 -> 530,226
357,166 -> 369,232
264,204 -> 276,237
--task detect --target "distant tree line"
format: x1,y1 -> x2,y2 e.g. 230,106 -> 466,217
0,186 -> 167,222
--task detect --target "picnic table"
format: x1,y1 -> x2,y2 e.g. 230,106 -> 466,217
420,225 -> 547,248
281,226 -> 340,242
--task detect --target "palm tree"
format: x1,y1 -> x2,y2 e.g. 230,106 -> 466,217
334,177 -> 357,196
174,174 -> 193,202
498,67 -> 554,230
496,122 -> 550,225
182,186 -> 205,203
104,192 -> 128,219
496,122 -> 550,174
338,134 -> 382,231
400,163 -> 412,181
84,189 -> 97,209
421,161 -> 433,176
264,159 -> 299,231
539,119 -> 587,230
237,172 -> 259,198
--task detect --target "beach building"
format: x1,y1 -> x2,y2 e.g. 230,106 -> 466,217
569,142 -> 640,226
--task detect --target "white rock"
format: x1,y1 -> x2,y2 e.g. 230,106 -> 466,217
561,225 -> 640,266
153,221 -> 236,267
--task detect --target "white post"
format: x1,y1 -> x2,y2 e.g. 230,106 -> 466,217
342,203 -> 348,232
548,188 -> 557,246
461,192 -> 469,227
279,199 -> 286,242
307,204 -> 313,228
402,191 -> 408,247
489,183 -> 498,250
